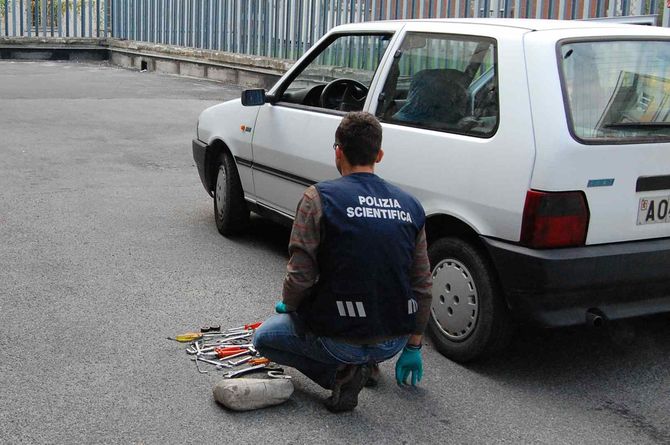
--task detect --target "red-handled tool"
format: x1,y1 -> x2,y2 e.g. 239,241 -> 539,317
214,347 -> 248,359
228,322 -> 262,332
244,322 -> 262,330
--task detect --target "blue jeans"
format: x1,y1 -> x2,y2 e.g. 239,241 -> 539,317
252,314 -> 407,389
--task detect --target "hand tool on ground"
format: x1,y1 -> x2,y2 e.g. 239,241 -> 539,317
247,357 -> 271,366
200,335 -> 253,348
198,347 -> 255,361
217,350 -> 251,361
228,356 -> 253,366
190,357 -> 233,369
226,322 -> 262,332
186,343 -> 255,355
216,347 -> 247,357
267,370 -> 292,379
199,339 -> 255,348
209,343 -> 254,349
205,331 -> 253,339
198,338 -> 253,349
168,332 -> 205,343
200,332 -> 253,344
194,355 -> 209,374
169,330 -> 253,344
221,363 -> 271,379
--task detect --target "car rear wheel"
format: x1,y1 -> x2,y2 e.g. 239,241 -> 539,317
428,237 -> 513,362
214,153 -> 249,236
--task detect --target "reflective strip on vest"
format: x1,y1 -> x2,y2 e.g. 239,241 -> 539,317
336,301 -> 367,318
408,298 -> 418,315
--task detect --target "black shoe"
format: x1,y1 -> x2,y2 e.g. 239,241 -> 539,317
325,364 -> 371,413
364,363 -> 380,388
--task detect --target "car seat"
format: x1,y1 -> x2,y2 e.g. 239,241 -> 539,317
392,69 -> 469,127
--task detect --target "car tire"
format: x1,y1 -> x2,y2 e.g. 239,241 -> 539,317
427,237 -> 513,363
214,153 -> 249,236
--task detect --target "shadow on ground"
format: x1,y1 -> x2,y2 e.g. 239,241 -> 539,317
469,314 -> 670,377
465,315 -> 670,443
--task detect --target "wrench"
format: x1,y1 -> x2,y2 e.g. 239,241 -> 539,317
228,356 -> 253,367
201,331 -> 253,340
194,355 -> 208,374
267,370 -> 291,379
191,333 -> 252,349
215,332 -> 253,342
190,357 -> 233,369
221,364 -> 268,378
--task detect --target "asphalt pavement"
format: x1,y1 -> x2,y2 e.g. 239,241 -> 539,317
1,60 -> 669,444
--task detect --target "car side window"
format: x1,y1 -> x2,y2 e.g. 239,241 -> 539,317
376,33 -> 499,138
277,33 -> 392,112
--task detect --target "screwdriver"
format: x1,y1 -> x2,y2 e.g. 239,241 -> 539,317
169,332 -> 204,343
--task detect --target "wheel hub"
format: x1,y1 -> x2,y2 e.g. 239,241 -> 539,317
215,166 -> 226,217
430,258 -> 479,341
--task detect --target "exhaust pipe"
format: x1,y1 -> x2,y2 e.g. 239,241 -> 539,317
585,309 -> 606,327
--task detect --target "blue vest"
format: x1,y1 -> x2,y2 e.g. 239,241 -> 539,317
298,173 -> 426,339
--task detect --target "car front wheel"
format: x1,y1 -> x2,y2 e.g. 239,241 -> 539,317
428,237 -> 513,362
214,153 -> 249,236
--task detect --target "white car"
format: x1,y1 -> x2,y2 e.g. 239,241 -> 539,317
193,18 -> 670,362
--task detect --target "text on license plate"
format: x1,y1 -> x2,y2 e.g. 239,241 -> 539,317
638,195 -> 670,225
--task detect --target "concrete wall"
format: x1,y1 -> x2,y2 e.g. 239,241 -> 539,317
0,37 -> 290,89
0,38 -> 108,61
107,39 -> 290,89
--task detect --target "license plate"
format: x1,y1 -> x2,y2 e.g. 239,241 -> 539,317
638,195 -> 670,225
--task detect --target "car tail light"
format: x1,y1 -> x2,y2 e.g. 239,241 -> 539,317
520,190 -> 590,249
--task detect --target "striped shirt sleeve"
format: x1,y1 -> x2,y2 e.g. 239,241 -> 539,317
411,226 -> 433,335
282,186 -> 322,310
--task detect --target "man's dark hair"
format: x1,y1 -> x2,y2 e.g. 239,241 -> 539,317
335,111 -> 382,166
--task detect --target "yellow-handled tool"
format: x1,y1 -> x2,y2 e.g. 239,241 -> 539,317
168,332 -> 203,343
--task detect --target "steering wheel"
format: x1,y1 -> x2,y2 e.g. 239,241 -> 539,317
319,78 -> 369,110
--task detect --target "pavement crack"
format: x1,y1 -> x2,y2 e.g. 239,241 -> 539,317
598,399 -> 670,444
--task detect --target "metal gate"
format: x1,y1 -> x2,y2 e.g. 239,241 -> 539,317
1,0 -> 668,58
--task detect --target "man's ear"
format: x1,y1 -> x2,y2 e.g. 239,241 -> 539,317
375,148 -> 384,164
335,145 -> 343,161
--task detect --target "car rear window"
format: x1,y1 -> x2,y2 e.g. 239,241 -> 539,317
559,39 -> 670,144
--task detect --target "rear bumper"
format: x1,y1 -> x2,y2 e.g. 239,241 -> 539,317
192,139 -> 213,197
482,236 -> 670,327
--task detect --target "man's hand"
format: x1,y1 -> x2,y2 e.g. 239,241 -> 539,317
275,301 -> 289,313
395,345 -> 423,386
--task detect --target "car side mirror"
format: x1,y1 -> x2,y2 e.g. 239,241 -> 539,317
241,89 -> 271,106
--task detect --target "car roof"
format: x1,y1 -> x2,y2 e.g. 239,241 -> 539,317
334,18 -> 663,32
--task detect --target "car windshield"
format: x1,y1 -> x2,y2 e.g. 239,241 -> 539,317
560,39 -> 670,144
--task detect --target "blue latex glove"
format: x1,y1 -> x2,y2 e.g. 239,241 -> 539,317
395,345 -> 423,386
275,301 -> 289,313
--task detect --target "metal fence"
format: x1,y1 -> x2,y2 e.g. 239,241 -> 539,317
0,0 -> 110,37
1,0 -> 668,57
